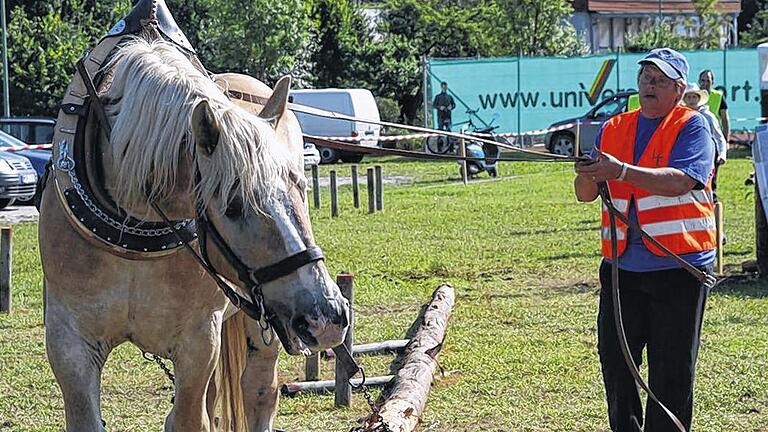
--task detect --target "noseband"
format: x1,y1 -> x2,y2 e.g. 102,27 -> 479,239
152,187 -> 325,333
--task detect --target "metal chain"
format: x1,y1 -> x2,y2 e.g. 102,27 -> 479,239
57,140 -> 193,238
348,365 -> 395,432
142,351 -> 176,404
142,351 -> 175,384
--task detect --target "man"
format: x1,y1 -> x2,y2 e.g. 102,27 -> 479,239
433,81 -> 456,132
698,69 -> 730,147
575,48 -> 715,432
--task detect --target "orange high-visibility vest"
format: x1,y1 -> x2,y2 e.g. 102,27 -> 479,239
600,105 -> 716,258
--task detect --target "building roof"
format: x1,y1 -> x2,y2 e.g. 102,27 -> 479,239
585,0 -> 741,14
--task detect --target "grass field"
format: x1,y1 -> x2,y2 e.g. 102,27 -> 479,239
1,151 -> 767,431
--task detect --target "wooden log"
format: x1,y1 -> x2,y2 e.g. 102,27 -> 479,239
321,339 -> 410,359
281,375 -> 394,397
374,165 -> 383,211
358,284 -> 456,432
367,168 -> 375,214
330,170 -> 338,218
0,227 -> 11,313
352,165 -> 360,209
311,164 -> 320,209
335,273 -> 355,407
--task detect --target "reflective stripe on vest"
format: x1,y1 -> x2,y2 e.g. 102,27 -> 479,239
599,105 -> 716,258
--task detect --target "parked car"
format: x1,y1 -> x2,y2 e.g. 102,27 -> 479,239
290,89 -> 381,164
544,91 -> 636,156
303,143 -> 320,168
0,132 -> 38,208
0,130 -> 49,205
0,116 -> 55,145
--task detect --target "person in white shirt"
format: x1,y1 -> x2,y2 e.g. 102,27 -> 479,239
683,82 -> 727,201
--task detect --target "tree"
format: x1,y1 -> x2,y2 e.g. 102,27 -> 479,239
198,0 -> 316,87
310,0 -> 360,88
3,0 -> 131,116
491,0 -> 588,57
740,0 -> 768,47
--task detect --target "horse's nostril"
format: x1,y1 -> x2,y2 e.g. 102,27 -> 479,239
291,316 -> 318,346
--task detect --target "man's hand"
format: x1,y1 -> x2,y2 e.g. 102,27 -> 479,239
717,156 -> 726,166
574,150 -> 623,183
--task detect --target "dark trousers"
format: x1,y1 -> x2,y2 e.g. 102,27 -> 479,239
598,261 -> 710,432
437,116 -> 451,131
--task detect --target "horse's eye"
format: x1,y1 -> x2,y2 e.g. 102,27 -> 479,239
225,179 -> 243,218
225,195 -> 243,218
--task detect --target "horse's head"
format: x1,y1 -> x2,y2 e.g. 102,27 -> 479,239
104,40 -> 349,354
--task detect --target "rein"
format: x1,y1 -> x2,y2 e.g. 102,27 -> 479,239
226,89 -> 573,163
599,182 -> 716,432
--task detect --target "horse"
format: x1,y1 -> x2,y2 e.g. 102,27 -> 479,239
39,37 -> 350,432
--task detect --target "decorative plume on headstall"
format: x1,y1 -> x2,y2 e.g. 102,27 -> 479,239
102,38 -> 291,216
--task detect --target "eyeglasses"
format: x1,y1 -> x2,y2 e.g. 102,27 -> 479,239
639,72 -> 675,89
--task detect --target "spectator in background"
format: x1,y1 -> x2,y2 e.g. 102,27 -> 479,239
698,70 -> 730,142
683,83 -> 727,203
433,81 -> 456,131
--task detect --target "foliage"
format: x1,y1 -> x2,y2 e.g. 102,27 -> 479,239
3,0 -> 131,116
692,0 -> 730,49
490,0 -> 589,57
198,0 -> 315,87
625,21 -> 696,52
2,154 -> 767,430
625,0 -> 730,52
740,10 -> 768,47
310,0 -> 371,88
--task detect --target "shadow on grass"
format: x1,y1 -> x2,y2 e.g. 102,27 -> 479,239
712,267 -> 768,299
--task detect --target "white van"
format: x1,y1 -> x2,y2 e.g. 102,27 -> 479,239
289,89 -> 381,164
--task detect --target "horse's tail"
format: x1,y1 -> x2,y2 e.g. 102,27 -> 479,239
215,310 -> 248,432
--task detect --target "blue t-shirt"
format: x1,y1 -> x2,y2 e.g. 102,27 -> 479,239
592,112 -> 715,272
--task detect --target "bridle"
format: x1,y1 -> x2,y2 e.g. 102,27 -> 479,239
151,169 -> 325,344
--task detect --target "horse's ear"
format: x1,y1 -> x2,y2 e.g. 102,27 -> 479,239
258,75 -> 291,128
191,100 -> 220,156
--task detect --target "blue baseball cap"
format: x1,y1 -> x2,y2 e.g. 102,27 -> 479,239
638,48 -> 689,83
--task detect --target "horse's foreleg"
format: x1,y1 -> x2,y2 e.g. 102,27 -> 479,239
165,323 -> 221,432
45,297 -> 111,432
242,319 -> 280,432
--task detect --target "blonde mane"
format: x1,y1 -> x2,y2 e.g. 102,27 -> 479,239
104,38 -> 291,215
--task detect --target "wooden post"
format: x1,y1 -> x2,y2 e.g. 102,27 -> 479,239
335,273 -> 355,407
367,168 -> 375,214
374,165 -> 383,211
305,353 -> 320,382
574,119 -> 581,158
715,201 -> 724,275
330,170 -> 338,218
0,227 -> 12,313
459,134 -> 468,185
311,164 -> 320,209
351,165 -> 360,209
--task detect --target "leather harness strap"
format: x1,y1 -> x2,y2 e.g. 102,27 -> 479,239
599,182 -> 715,432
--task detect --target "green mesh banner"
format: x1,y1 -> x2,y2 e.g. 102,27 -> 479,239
427,49 -> 760,135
